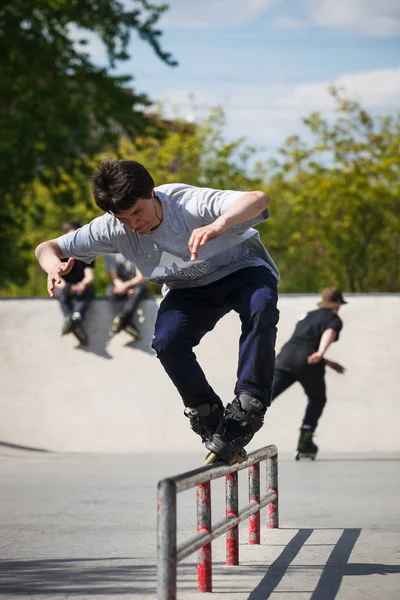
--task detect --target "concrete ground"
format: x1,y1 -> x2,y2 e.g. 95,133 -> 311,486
1,296 -> 399,598
0,449 -> 399,599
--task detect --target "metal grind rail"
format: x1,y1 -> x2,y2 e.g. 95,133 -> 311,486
157,445 -> 278,599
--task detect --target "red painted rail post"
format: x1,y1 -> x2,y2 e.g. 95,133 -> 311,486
249,462 -> 260,544
266,453 -> 279,528
225,471 -> 239,565
197,481 -> 212,592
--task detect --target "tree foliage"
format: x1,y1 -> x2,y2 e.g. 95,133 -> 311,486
121,107 -> 266,189
0,0 -> 176,287
2,84 -> 399,296
259,89 -> 400,292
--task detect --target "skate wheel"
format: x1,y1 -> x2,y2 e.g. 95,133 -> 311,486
204,451 -> 248,466
204,452 -> 219,465
236,451 -> 247,464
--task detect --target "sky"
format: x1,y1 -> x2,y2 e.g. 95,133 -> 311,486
77,0 -> 400,156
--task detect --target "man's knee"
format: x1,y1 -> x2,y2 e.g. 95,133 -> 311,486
54,286 -> 69,301
250,288 -> 279,329
152,324 -> 188,357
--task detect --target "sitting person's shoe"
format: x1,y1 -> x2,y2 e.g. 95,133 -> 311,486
71,314 -> 88,346
109,315 -> 123,338
61,316 -> 73,336
124,324 -> 142,341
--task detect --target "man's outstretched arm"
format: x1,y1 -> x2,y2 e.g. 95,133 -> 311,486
35,239 -> 74,297
189,191 -> 270,260
307,328 -> 337,364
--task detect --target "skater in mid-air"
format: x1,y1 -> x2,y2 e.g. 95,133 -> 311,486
35,159 -> 280,464
271,287 -> 347,460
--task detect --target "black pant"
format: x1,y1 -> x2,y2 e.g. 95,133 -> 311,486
271,364 -> 326,431
107,284 -> 148,327
152,266 -> 279,410
54,283 -> 94,319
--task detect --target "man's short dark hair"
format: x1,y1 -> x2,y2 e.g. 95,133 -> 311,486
92,159 -> 155,214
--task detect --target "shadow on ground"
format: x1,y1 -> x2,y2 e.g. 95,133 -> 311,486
1,530 -> 399,597
0,557 -> 156,595
247,527 -> 400,600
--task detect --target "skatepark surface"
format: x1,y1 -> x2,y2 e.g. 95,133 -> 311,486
1,295 -> 400,598
1,449 -> 399,599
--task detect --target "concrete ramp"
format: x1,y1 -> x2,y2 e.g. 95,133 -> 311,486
0,295 -> 399,453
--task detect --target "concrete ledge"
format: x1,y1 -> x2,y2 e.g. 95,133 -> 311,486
1,295 -> 399,453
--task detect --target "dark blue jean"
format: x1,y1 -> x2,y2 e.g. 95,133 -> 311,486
106,283 -> 148,327
54,283 -> 95,319
152,266 -> 279,410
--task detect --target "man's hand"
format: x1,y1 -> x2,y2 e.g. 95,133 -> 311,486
47,258 -> 74,297
307,352 -> 323,364
113,279 -> 131,295
72,281 -> 86,294
326,360 -> 346,374
189,221 -> 226,261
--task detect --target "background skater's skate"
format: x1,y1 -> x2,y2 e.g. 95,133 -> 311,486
295,428 -> 318,461
204,393 -> 266,465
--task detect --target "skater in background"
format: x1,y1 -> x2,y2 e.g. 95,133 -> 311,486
35,159 -> 279,465
53,221 -> 95,346
105,253 -> 147,341
271,287 -> 347,459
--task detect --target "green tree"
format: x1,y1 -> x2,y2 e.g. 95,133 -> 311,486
260,89 -> 400,292
0,0 -> 176,287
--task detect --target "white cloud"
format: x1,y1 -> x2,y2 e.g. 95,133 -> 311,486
280,66 -> 400,110
302,0 -> 400,36
153,66 -> 400,150
159,0 -> 282,29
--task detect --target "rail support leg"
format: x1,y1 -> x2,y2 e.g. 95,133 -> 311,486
226,472 -> 239,565
197,481 -> 212,591
157,479 -> 177,600
266,453 -> 279,529
249,462 -> 260,544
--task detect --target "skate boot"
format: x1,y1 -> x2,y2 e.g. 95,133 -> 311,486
124,324 -> 142,341
109,313 -> 124,338
295,428 -> 318,461
70,313 -> 88,346
204,393 -> 266,465
109,309 -> 135,337
61,316 -> 74,336
184,402 -> 224,444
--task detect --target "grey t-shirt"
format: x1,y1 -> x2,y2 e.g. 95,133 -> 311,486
58,184 -> 279,294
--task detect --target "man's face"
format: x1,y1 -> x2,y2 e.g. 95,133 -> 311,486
114,197 -> 160,234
